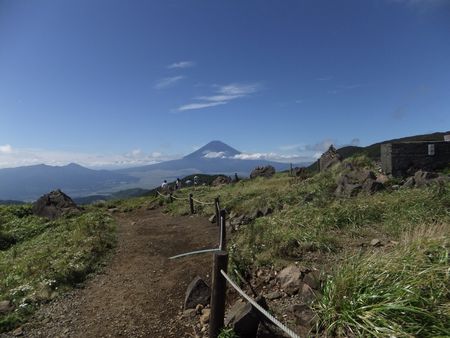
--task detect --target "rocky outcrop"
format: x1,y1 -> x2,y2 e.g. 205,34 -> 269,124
250,166 -> 276,179
319,145 -> 342,171
402,170 -> 447,188
184,276 -> 210,309
335,169 -> 384,197
32,189 -> 80,220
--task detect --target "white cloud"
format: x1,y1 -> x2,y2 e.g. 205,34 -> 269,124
0,147 -> 178,169
232,152 -> 312,163
204,151 -> 226,159
167,61 -> 195,69
178,101 -> 228,111
0,144 -> 12,154
154,76 -> 185,89
177,82 -> 261,111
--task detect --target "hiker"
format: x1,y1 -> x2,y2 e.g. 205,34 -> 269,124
161,180 -> 168,190
175,178 -> 181,190
234,173 -> 239,182
194,175 -> 199,186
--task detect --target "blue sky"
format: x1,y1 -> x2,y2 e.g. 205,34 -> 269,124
0,0 -> 449,168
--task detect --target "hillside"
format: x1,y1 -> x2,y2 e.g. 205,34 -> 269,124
307,130 -> 450,171
149,154 -> 450,337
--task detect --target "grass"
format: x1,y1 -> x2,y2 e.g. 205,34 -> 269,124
152,155 -> 450,336
315,224 -> 450,337
0,205 -> 116,332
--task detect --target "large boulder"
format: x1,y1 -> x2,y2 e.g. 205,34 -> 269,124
319,145 -> 342,171
211,175 -> 232,186
250,165 -> 275,179
32,189 -> 80,220
184,276 -> 210,309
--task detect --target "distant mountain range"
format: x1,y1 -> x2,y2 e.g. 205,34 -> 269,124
0,141 -> 305,201
0,163 -> 138,201
1,133 -> 448,202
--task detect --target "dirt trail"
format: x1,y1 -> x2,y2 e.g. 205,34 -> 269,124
12,208 -> 218,338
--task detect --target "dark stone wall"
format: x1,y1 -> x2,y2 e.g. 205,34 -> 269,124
381,142 -> 450,177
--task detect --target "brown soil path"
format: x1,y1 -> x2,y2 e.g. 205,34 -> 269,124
11,208 -> 218,338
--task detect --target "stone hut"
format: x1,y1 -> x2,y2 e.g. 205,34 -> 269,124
381,139 -> 450,177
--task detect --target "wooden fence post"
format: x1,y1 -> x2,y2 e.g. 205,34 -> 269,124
189,193 -> 194,214
169,193 -> 173,203
219,209 -> 226,251
209,250 -> 228,338
215,197 -> 220,227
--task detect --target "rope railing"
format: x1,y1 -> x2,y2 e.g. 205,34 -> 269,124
220,269 -> 301,338
169,248 -> 220,260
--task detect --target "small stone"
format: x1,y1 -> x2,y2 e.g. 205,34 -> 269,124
265,291 -> 282,300
195,304 -> 204,314
200,308 -> 211,325
0,300 -> 13,314
12,327 -> 23,336
370,238 -> 382,247
303,270 -> 321,290
182,309 -> 197,318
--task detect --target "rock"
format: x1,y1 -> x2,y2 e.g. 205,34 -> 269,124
195,304 -> 204,314
256,322 -> 289,338
299,283 -> 316,304
261,207 -> 273,216
376,174 -> 389,184
225,297 -> 267,338
250,165 -> 276,179
249,209 -> 264,220
403,177 -> 416,188
362,179 -> 384,194
32,189 -> 80,220
184,276 -> 210,309
319,145 -> 342,171
293,167 -> 309,179
303,270 -> 321,290
212,176 -> 232,186
200,308 -> 211,325
335,169 -> 383,197
12,327 -> 23,336
0,300 -> 13,314
370,238 -> 382,247
265,291 -> 282,300
414,170 -> 439,187
208,214 -> 216,224
289,304 -> 317,328
276,265 -> 303,295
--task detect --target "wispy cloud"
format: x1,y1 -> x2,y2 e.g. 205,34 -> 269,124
0,144 -> 12,154
177,82 -> 261,111
167,61 -> 195,69
154,75 -> 185,89
178,101 -> 228,111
